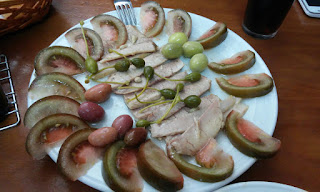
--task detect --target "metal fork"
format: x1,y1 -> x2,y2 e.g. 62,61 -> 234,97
114,0 -> 137,25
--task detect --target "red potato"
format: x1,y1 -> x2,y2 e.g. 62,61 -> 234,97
112,115 -> 133,139
78,101 -> 105,122
84,83 -> 112,103
88,127 -> 118,147
124,127 -> 148,147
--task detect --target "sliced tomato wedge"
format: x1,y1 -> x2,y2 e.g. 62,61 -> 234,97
228,75 -> 259,87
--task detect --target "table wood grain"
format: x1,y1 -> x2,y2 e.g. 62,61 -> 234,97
0,0 -> 319,191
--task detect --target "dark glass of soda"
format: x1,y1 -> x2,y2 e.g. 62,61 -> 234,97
0,85 -> 8,122
242,0 -> 294,39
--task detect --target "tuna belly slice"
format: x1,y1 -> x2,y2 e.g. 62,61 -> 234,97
124,72 -> 187,109
131,76 -> 211,122
107,51 -> 167,89
169,96 -> 223,156
126,25 -> 152,45
115,59 -> 184,95
151,94 -> 220,138
99,41 -> 157,63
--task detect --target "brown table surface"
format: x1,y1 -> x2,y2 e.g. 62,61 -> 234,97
1,0 -> 319,191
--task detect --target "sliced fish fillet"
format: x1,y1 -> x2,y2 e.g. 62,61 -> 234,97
151,94 -> 218,138
124,72 -> 187,109
99,41 -> 157,64
126,25 -> 152,45
169,95 -> 223,155
131,75 -> 211,122
93,53 -> 150,80
107,51 -> 167,89
115,59 -> 185,95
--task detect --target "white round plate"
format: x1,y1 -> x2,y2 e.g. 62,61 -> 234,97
215,181 -> 306,192
28,7 -> 278,192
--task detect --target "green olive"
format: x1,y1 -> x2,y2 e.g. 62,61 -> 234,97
161,43 -> 183,59
144,66 -> 154,79
190,53 -> 208,72
136,120 -> 151,127
184,95 -> 201,108
85,56 -> 98,74
160,89 -> 176,99
115,59 -> 130,72
185,72 -> 201,82
131,58 -> 145,68
176,83 -> 184,92
182,41 -> 204,58
168,32 -> 188,46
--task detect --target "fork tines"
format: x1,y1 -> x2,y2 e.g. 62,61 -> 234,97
114,0 -> 137,25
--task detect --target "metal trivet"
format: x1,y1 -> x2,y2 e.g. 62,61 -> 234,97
0,54 -> 20,131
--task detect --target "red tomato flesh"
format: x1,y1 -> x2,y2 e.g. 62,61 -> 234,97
196,139 -> 217,168
43,125 -> 73,144
101,24 -> 119,41
221,56 -> 243,64
199,28 -> 217,39
237,118 -> 262,143
116,148 -> 138,177
228,75 -> 259,87
72,141 -> 98,165
142,10 -> 158,31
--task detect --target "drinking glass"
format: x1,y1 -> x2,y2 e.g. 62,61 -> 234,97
242,0 -> 294,39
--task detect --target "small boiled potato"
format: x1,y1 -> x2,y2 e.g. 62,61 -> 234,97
112,115 -> 134,139
124,127 -> 147,147
88,127 -> 118,147
85,83 -> 112,103
78,101 -> 105,122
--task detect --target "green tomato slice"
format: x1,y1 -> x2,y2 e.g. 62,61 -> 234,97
216,73 -> 274,98
34,46 -> 85,76
103,141 -> 143,192
167,144 -> 234,182
28,72 -> 85,103
208,50 -> 255,74
196,22 -> 227,49
225,111 -> 281,158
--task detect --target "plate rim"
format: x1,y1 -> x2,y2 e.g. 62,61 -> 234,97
215,181 -> 306,192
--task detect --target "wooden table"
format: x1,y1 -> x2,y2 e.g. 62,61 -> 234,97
0,0 -> 319,191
